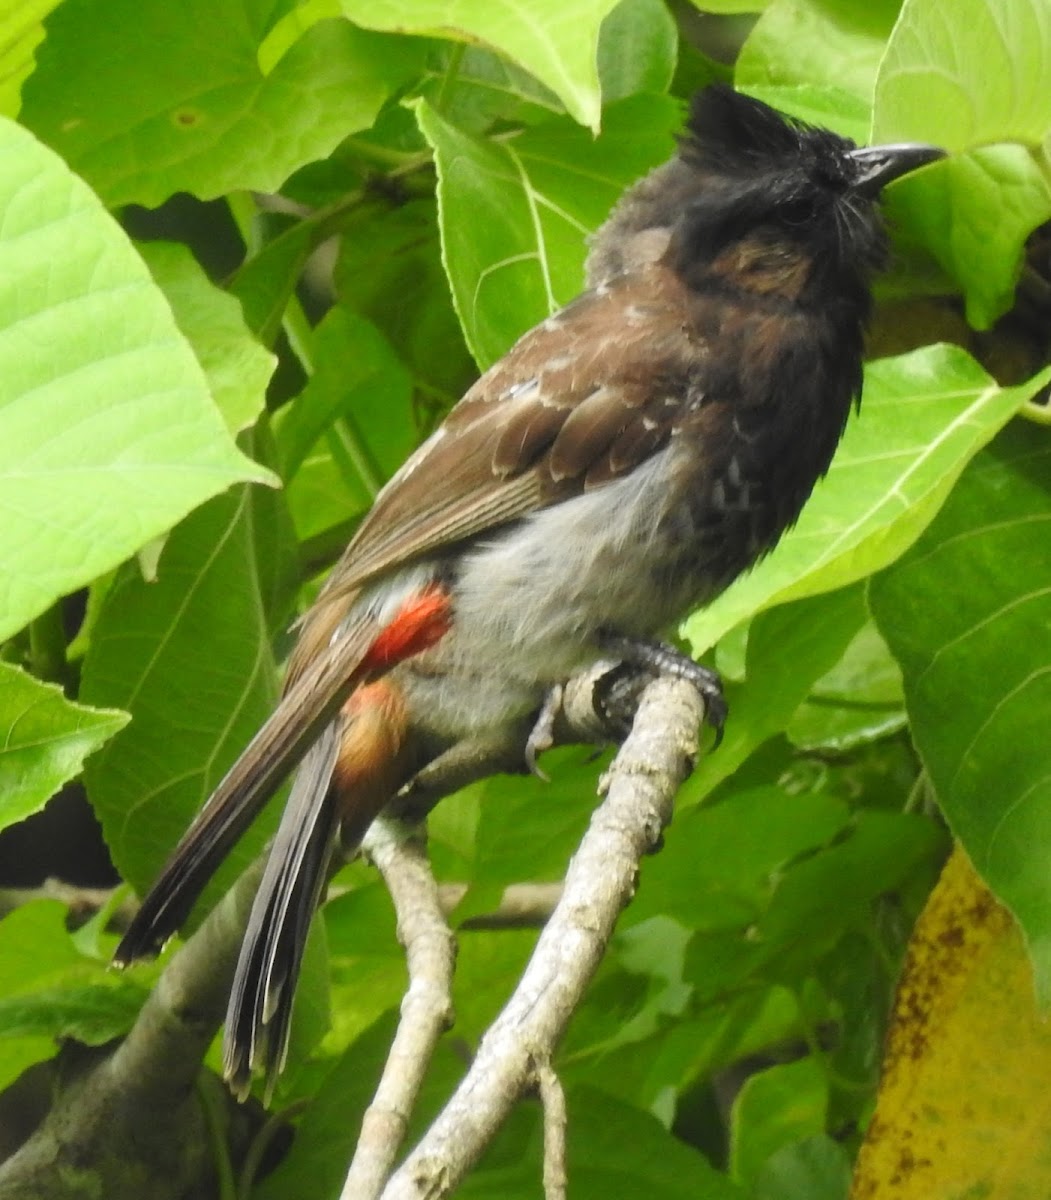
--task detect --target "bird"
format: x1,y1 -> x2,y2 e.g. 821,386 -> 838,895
114,85 -> 943,1098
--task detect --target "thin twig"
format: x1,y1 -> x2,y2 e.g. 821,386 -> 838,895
341,818 -> 457,1200
537,1062 -> 568,1200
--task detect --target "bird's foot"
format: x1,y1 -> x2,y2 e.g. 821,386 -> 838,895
595,632 -> 727,746
524,683 -> 564,780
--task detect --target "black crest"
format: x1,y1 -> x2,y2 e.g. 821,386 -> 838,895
680,85 -> 854,185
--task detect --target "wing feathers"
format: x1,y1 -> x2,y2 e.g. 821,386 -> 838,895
314,266 -> 697,606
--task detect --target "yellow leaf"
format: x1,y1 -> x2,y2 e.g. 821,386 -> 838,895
852,844 -> 1051,1199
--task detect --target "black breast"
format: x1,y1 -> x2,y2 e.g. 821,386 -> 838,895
651,289 -> 862,604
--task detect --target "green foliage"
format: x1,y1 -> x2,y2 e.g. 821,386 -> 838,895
80,485 -> 288,904
873,0 -> 1051,327
0,664 -> 127,832
0,901 -> 152,1092
871,422 -> 1051,1000
0,0 -> 1048,1195
682,346 -> 1051,653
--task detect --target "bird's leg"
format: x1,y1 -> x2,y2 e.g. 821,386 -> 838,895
595,632 -> 727,746
396,638 -> 726,822
391,731 -> 532,823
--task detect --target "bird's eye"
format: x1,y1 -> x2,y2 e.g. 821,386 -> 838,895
779,197 -> 817,226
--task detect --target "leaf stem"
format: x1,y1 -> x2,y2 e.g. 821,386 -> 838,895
281,293 -> 316,376
28,602 -> 68,685
326,418 -> 384,500
196,1074 -> 236,1200
902,769 -> 928,814
227,191 -> 261,256
435,43 -> 466,113
1020,396 -> 1051,425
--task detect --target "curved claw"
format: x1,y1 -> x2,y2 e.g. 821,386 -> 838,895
524,684 -> 563,780
596,631 -> 728,750
700,684 -> 727,748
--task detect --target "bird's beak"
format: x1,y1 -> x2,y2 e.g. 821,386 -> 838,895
848,143 -> 946,196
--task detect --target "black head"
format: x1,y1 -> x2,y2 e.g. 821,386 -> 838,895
671,86 -> 943,303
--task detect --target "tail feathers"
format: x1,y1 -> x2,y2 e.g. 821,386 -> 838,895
112,790 -> 260,965
114,584 -> 454,1097
114,590 -> 452,966
113,613 -> 381,965
222,724 -> 342,1100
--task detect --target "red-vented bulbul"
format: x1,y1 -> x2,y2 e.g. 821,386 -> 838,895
115,86 -> 943,1097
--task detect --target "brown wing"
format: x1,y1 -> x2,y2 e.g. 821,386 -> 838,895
318,265 -> 699,592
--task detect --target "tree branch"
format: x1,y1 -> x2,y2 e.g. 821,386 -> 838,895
340,819 -> 457,1200
0,665 -> 705,1199
378,674 -> 706,1197
0,860 -> 264,1200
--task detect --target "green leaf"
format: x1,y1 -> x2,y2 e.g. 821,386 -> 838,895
333,198 -> 476,403
870,0 -> 1051,327
787,619 -> 905,752
281,440 -> 366,547
81,486 -> 281,905
626,786 -> 853,931
0,901 -> 147,1088
0,0 -> 59,118
0,982 -> 148,1045
565,966 -> 808,1110
564,1086 -> 747,1198
682,811 -> 943,1000
683,346 -> 1051,655
736,0 -> 900,114
231,216 -> 324,348
870,423 -> 1051,1003
138,241 -> 277,435
272,306 -> 415,483
730,1058 -> 828,1186
320,885 -> 405,1055
0,118 -> 271,643
452,928 -> 541,1049
417,45 -> 565,138
597,0 -> 678,103
253,1010 -> 400,1200
454,749 -> 600,920
340,0 -> 622,131
754,1133 -> 851,1200
280,919 -> 331,1080
737,84 -> 871,143
691,0 -> 771,11
873,0 -> 1051,151
0,663 -> 128,833
755,811 -> 942,957
882,148 -> 1051,330
685,585 -> 869,803
0,902 -> 86,989
243,422 -> 302,636
19,2 -> 423,207
416,93 -> 680,367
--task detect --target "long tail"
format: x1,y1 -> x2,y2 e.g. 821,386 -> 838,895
112,612 -> 381,966
114,586 -> 451,972
222,724 -> 342,1099
222,674 -> 417,1098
